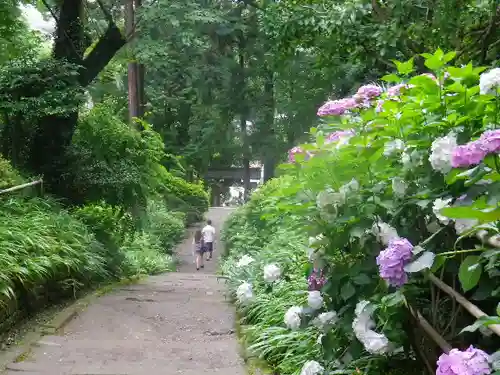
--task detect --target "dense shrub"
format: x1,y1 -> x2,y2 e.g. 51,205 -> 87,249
143,200 -> 185,252
121,232 -> 174,275
160,173 -> 209,223
0,197 -> 107,331
72,202 -> 133,276
67,102 -> 209,223
0,156 -> 23,189
66,102 -> 166,210
221,50 -> 500,375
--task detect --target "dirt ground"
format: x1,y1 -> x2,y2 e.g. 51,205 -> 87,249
3,207 -> 245,375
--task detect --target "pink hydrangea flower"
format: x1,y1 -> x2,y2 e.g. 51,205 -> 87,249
436,346 -> 491,375
326,129 -> 355,143
478,129 -> 500,154
288,146 -> 304,163
451,141 -> 488,168
387,84 -> 408,97
356,84 -> 383,99
420,73 -> 438,82
376,237 -> 413,287
317,97 -> 358,117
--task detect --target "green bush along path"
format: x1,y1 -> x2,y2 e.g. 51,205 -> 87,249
3,207 -> 244,375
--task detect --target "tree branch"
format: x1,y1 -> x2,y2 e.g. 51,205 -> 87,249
79,22 -> 127,86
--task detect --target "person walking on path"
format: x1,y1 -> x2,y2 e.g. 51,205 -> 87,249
192,228 -> 205,270
202,219 -> 216,261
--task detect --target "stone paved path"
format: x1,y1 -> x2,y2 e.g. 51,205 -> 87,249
4,207 -> 243,375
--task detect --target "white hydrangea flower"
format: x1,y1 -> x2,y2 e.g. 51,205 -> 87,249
236,254 -> 254,268
307,291 -> 324,310
479,68 -> 500,95
284,306 -> 302,330
391,177 -> 407,197
372,221 -> 399,245
300,360 -> 325,375
236,282 -> 253,304
432,198 -> 452,224
383,139 -> 405,156
308,234 -> 324,246
359,329 -> 391,355
263,264 -> 281,282
316,189 -> 344,209
313,311 -> 338,330
316,333 -> 324,345
401,149 -> 423,169
454,218 -> 479,235
429,134 -> 457,174
339,178 -> 360,196
352,301 -> 391,355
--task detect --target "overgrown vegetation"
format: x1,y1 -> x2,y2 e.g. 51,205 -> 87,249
221,51 -> 500,375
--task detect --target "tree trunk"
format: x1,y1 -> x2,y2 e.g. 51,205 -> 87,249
262,66 -> 275,182
126,0 -> 139,122
28,0 -> 127,196
237,38 -> 251,202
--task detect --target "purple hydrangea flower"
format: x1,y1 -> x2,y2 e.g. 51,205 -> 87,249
436,346 -> 491,375
356,84 -> 383,100
451,141 -> 487,168
326,129 -> 355,143
317,98 -> 358,117
308,268 -> 327,291
479,129 -> 500,154
376,237 -> 413,287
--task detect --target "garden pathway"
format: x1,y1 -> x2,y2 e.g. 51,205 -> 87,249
3,207 -> 244,375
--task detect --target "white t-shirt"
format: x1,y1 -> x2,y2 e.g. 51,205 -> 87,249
202,225 -> 215,243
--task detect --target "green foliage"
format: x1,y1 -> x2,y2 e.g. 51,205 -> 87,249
0,156 -> 24,189
221,51 -> 500,374
72,202 -> 132,276
67,102 -> 208,223
0,58 -> 83,118
143,200 -> 185,253
121,232 -> 174,276
67,101 -> 165,209
0,196 -> 107,327
160,173 -> 209,223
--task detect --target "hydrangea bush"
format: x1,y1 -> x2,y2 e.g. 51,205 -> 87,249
221,50 -> 500,375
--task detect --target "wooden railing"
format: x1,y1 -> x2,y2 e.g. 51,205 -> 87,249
0,179 -> 43,196
407,246 -> 499,374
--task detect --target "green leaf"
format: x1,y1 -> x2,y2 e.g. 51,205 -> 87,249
440,206 -> 500,223
392,58 -> 414,75
381,74 -> 400,83
458,256 -> 482,292
340,281 -> 355,300
443,51 -> 456,63
431,254 -> 446,272
460,315 -> 500,333
424,56 -> 444,71
404,251 -> 435,273
381,290 -> 404,307
352,273 -> 371,285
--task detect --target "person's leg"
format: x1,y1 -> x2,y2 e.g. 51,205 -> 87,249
208,242 -> 213,259
196,253 -> 201,270
196,252 -> 204,270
